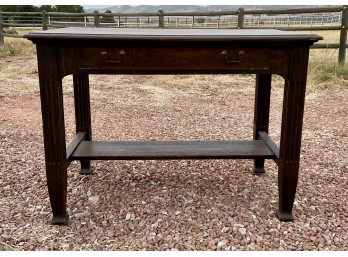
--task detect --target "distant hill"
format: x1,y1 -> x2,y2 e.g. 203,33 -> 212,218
85,5 -> 339,13
85,5 -> 240,13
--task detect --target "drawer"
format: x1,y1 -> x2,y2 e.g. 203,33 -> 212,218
79,47 -> 269,71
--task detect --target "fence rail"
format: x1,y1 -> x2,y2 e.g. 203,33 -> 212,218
0,6 -> 347,64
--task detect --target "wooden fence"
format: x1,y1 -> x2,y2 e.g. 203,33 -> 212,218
0,6 -> 347,64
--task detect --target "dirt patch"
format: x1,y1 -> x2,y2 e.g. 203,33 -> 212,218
0,55 -> 347,250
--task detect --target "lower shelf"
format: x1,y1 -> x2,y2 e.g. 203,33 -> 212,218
70,140 -> 276,160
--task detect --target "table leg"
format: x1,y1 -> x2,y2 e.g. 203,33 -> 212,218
73,74 -> 92,175
37,45 -> 68,224
277,47 -> 309,221
253,74 -> 272,174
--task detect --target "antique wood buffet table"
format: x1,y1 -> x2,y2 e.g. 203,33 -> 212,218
25,28 -> 322,225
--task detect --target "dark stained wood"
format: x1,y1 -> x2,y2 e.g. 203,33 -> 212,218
25,28 -> 322,224
73,74 -> 92,175
277,46 -> 310,221
252,74 -> 272,174
25,28 -> 322,43
79,47 -> 269,72
57,47 -> 80,79
66,132 -> 86,160
70,140 -> 276,160
36,44 -> 69,225
258,131 -> 280,159
80,47 -> 269,70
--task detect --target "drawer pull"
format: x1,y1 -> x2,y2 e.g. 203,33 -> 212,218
101,50 -> 126,64
221,50 -> 245,63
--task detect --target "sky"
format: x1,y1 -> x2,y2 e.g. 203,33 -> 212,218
2,0 -> 347,6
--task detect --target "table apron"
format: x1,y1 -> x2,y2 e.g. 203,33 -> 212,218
78,46 -> 270,73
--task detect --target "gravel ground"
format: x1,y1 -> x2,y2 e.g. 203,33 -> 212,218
0,55 -> 348,250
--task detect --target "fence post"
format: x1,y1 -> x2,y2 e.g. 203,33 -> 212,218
158,10 -> 164,28
237,7 -> 245,29
0,9 -> 4,47
94,11 -> 100,27
42,10 -> 48,30
338,5 -> 348,65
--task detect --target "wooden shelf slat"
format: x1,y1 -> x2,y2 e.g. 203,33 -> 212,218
70,140 -> 276,160
258,131 -> 280,158
66,132 -> 87,159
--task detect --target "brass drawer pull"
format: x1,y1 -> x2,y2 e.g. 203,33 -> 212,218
101,50 -> 126,64
221,50 -> 245,63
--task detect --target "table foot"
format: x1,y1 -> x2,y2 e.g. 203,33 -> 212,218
51,213 -> 69,225
277,161 -> 299,222
80,167 -> 92,175
252,167 -> 265,174
277,210 -> 294,222
79,160 -> 92,175
252,159 -> 265,174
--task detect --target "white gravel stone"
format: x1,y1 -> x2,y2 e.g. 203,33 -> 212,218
239,228 -> 247,235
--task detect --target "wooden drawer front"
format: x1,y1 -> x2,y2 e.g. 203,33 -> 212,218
80,47 -> 269,70
79,47 -> 269,70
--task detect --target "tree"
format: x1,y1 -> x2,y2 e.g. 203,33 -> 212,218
18,5 -> 35,12
0,5 -> 35,12
54,5 -> 84,13
100,10 -> 115,24
0,5 -> 85,13
0,5 -> 86,25
0,5 -> 37,25
196,17 -> 206,24
48,5 -> 85,23
39,5 -> 55,12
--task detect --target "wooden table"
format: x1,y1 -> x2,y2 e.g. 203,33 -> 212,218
25,28 -> 322,225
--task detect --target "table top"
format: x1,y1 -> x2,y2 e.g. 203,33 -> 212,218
25,27 -> 322,43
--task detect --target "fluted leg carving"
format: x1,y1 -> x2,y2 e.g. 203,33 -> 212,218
37,45 -> 69,224
277,47 -> 310,221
